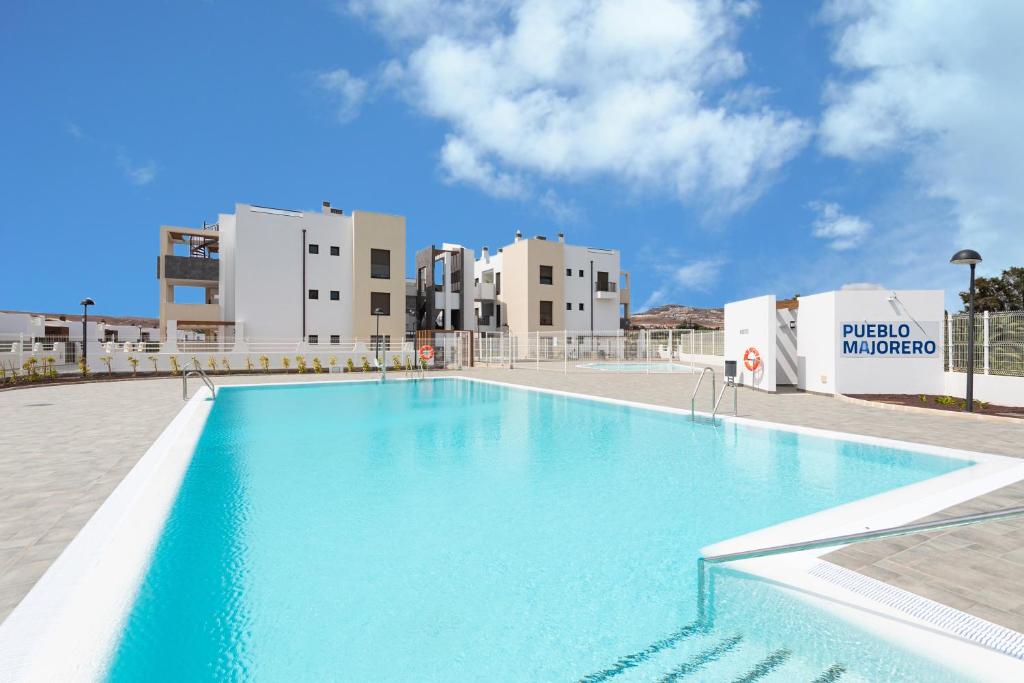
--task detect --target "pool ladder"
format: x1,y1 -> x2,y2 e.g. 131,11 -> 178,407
690,367 -> 715,421
182,360 -> 217,401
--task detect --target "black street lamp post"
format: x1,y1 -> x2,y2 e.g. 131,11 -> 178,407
373,307 -> 384,368
79,297 -> 95,368
950,249 -> 982,412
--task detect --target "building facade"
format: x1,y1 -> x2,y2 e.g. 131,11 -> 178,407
473,232 -> 630,336
158,201 -> 406,344
414,243 -> 477,332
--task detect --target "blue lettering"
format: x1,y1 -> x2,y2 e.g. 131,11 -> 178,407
859,341 -> 870,354
842,324 -> 854,337
912,340 -> 923,354
898,323 -> 910,338
924,341 -> 936,354
843,340 -> 858,354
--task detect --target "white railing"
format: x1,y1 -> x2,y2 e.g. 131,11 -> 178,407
946,311 -> 1024,377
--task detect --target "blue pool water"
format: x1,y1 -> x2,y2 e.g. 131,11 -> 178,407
580,362 -> 695,373
106,379 -> 974,681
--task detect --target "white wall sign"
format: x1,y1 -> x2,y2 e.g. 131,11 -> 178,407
839,321 -> 940,357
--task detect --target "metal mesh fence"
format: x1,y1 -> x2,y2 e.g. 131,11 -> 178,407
946,311 -> 1024,377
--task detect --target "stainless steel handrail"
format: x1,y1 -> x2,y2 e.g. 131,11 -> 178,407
711,379 -> 736,421
182,361 -> 217,400
690,367 -> 715,420
697,505 -> 1024,625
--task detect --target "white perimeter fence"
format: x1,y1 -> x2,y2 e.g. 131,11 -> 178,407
0,335 -> 468,377
946,311 -> 1024,377
475,329 -> 724,372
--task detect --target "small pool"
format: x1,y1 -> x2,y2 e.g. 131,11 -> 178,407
101,378 -> 984,681
579,361 -> 696,373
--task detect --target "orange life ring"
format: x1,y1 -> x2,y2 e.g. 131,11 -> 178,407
743,347 -> 761,371
418,344 -> 435,362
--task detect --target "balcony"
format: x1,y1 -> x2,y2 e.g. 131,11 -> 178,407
477,282 -> 495,300
164,302 -> 221,323
595,281 -> 617,300
160,255 -> 219,282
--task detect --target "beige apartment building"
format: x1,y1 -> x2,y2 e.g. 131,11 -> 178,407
474,231 -> 630,336
157,201 -> 406,344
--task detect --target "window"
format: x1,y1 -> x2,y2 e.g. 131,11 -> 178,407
330,334 -> 340,345
566,302 -> 572,310
308,289 -> 319,299
370,335 -> 391,350
539,300 -> 553,326
579,269 -> 584,277
330,245 -> 340,256
370,291 -> 391,315
308,244 -> 319,254
496,272 -> 501,295
578,303 -> 585,311
330,290 -> 340,301
539,265 -> 553,285
308,335 -> 318,344
371,248 -> 390,279
566,268 -> 572,276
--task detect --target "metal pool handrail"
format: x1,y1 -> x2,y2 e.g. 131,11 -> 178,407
697,505 -> 1024,625
690,367 -> 715,420
182,361 -> 217,400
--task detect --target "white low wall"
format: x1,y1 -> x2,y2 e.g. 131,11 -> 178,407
944,372 -> 1024,408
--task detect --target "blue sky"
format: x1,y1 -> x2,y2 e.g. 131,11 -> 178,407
2,1 -> 1020,317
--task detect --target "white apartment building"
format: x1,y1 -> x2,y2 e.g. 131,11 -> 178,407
158,201 -> 406,345
473,231 -> 630,336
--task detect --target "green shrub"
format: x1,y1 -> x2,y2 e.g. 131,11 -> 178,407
361,356 -> 371,372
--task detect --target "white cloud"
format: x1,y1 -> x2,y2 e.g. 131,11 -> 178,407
673,257 -> 725,290
65,122 -> 86,140
315,67 -> 369,123
819,0 -> 1024,273
117,152 -> 157,186
537,189 -> 582,225
352,0 -> 810,212
809,200 -> 870,250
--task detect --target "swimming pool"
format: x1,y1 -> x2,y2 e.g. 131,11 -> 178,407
93,378 -> 1002,681
579,361 -> 696,372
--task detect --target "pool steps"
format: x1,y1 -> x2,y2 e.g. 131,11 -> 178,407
579,624 -> 852,682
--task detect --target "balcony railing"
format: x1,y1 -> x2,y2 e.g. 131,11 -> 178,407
595,281 -> 618,292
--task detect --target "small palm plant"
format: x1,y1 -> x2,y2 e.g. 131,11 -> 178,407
78,358 -> 90,377
169,355 -> 180,376
312,357 -> 323,374
100,355 -> 113,376
148,355 -> 159,373
361,356 -> 371,372
221,357 -> 231,373
282,356 -> 291,371
295,355 -> 307,373
328,356 -> 338,372
392,355 -> 402,370
207,357 -> 218,374
127,356 -> 139,377
22,357 -> 39,381
259,355 -> 270,373
345,357 -> 355,373
245,356 -> 254,372
45,355 -> 57,378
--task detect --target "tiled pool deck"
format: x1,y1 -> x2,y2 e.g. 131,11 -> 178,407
1,368 -> 1022,634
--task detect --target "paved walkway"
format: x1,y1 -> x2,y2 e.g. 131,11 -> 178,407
0,368 -> 1022,633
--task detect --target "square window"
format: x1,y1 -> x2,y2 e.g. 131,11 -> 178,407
330,290 -> 340,301
566,268 -> 572,276
308,244 -> 319,254
578,303 -> 584,311
330,334 -> 340,344
370,291 -> 390,315
579,269 -> 584,277
330,245 -> 340,256
308,289 -> 319,299
308,335 -> 318,344
371,248 -> 391,279
539,265 -> 553,285
566,302 -> 572,310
